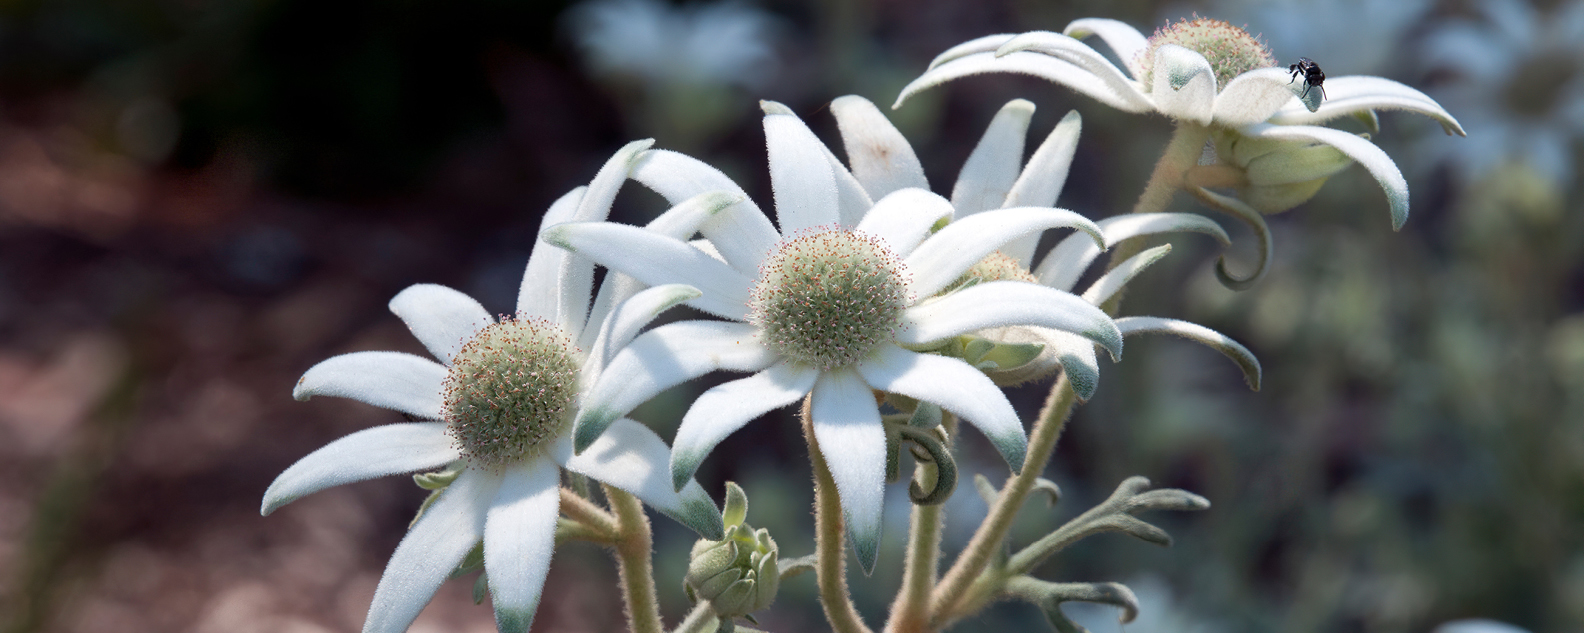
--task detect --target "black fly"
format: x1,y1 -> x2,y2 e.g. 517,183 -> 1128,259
1288,57 -> 1326,101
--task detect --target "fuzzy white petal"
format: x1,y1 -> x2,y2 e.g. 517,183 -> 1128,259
576,139 -> 653,222
899,281 -> 1122,360
810,368 -> 887,574
1035,213 -> 1229,292
670,362 -> 818,491
1080,244 -> 1174,306
1213,68 -> 1301,127
814,126 -> 878,228
1046,330 -> 1101,401
388,284 -> 494,365
1001,109 -> 1083,266
763,102 -> 841,232
262,422 -> 459,515
579,190 -> 745,350
895,51 -> 1150,113
518,186 -> 592,339
952,99 -> 1034,217
1063,18 -> 1150,80
926,33 -> 1016,70
363,468 -> 497,633
906,207 -> 1105,298
544,222 -> 753,320
996,31 -> 1153,111
1240,123 -> 1410,230
856,344 -> 1026,471
831,95 -> 930,201
1267,75 -> 1466,136
630,148 -> 780,272
853,188 -> 955,257
293,351 -> 447,420
1117,316 -> 1261,390
575,320 -> 774,452
1150,44 -> 1216,125
585,284 -> 702,381
484,460 -> 560,633
555,418 -> 725,539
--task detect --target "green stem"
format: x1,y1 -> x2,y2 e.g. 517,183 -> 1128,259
803,397 -> 876,633
1103,122 -> 1212,313
884,415 -> 956,633
560,488 -> 619,539
605,484 -> 664,633
673,602 -> 719,633
928,375 -> 1078,627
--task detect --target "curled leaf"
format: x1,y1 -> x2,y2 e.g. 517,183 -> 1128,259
1008,476 -> 1210,575
1005,576 -> 1141,632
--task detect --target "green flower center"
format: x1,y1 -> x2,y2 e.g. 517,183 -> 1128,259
443,318 -> 580,468
940,251 -> 1037,295
749,227 -> 910,371
1140,15 -> 1276,89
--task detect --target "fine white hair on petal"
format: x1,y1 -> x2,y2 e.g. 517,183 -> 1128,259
518,186 -> 590,337
855,344 -> 1027,471
896,51 -> 1148,113
763,103 -> 841,233
809,368 -> 888,574
629,148 -> 780,272
669,362 -> 819,491
555,418 -> 725,539
853,188 -> 954,257
584,284 -> 702,382
906,207 -> 1104,298
831,95 -> 930,200
483,460 -> 561,633
1149,44 -> 1217,125
951,99 -> 1035,218
261,422 -> 460,516
1063,18 -> 1150,80
1115,316 -> 1262,391
544,221 -> 754,320
362,468 -> 498,633
292,351 -> 449,421
1239,123 -> 1410,230
996,30 -> 1153,111
899,281 -> 1123,360
1212,68 -> 1302,127
1001,109 -> 1083,266
388,284 -> 494,366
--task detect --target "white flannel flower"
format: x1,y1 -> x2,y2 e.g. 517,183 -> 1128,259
1420,0 -> 1584,184
261,142 -> 723,633
545,96 -> 1124,572
931,100 -> 1261,399
566,0 -> 780,90
897,15 -> 1465,230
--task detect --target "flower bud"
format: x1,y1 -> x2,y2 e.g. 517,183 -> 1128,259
1212,129 -> 1358,214
684,483 -> 780,618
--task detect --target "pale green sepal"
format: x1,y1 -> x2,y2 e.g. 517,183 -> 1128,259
1241,178 -> 1328,215
1243,142 -> 1352,187
414,462 -> 464,490
907,401 -> 943,429
472,572 -> 489,605
1239,122 -> 1410,230
1187,187 -> 1272,290
449,541 -> 485,578
1116,316 -> 1262,391
1353,110 -> 1381,136
723,482 -> 749,529
978,341 -> 1045,371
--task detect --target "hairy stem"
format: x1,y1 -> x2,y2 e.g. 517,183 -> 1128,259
605,484 -> 663,633
928,375 -> 1078,626
804,397 -> 876,633
560,488 -> 619,539
885,414 -> 956,633
1103,122 -> 1213,313
674,602 -> 718,633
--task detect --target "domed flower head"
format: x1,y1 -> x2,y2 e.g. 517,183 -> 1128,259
921,100 -> 1261,399
897,15 -> 1465,230
545,96 -> 1124,572
261,142 -> 723,633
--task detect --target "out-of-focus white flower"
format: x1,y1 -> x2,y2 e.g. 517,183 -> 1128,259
545,96 -> 1126,573
1432,619 -> 1533,633
565,0 -> 781,90
262,142 -> 722,633
1199,0 -> 1432,76
1420,0 -> 1584,184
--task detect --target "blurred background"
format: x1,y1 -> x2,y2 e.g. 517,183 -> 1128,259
0,0 -> 1579,631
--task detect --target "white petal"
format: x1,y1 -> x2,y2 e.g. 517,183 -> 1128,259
830,95 -> 930,201
1045,329 -> 1101,401
630,148 -> 780,272
670,362 -> 818,490
1116,316 -> 1261,390
906,207 -> 1105,298
1213,68 -> 1300,127
578,190 -> 746,350
575,139 -> 654,222
899,281 -> 1122,360
855,344 -> 1026,471
1150,44 -> 1216,125
1266,75 -> 1466,136
809,368 -> 886,573
585,284 -> 702,381
1035,213 -> 1229,292
813,125 -> 877,228
543,222 -> 753,320
555,418 -> 725,539
262,422 -> 459,515
1240,123 -> 1409,230
1063,18 -> 1150,80
1001,109 -> 1083,266
853,188 -> 955,257
519,187 -> 593,339
996,31 -> 1153,111
388,284 -> 494,365
363,468 -> 496,633
951,99 -> 1034,217
1080,243 -> 1174,306
1186,186 -> 1273,290
763,101 -> 841,232
484,460 -> 560,633
894,51 -> 1151,114
926,33 -> 1015,70
575,320 -> 775,452
293,351 -> 447,420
